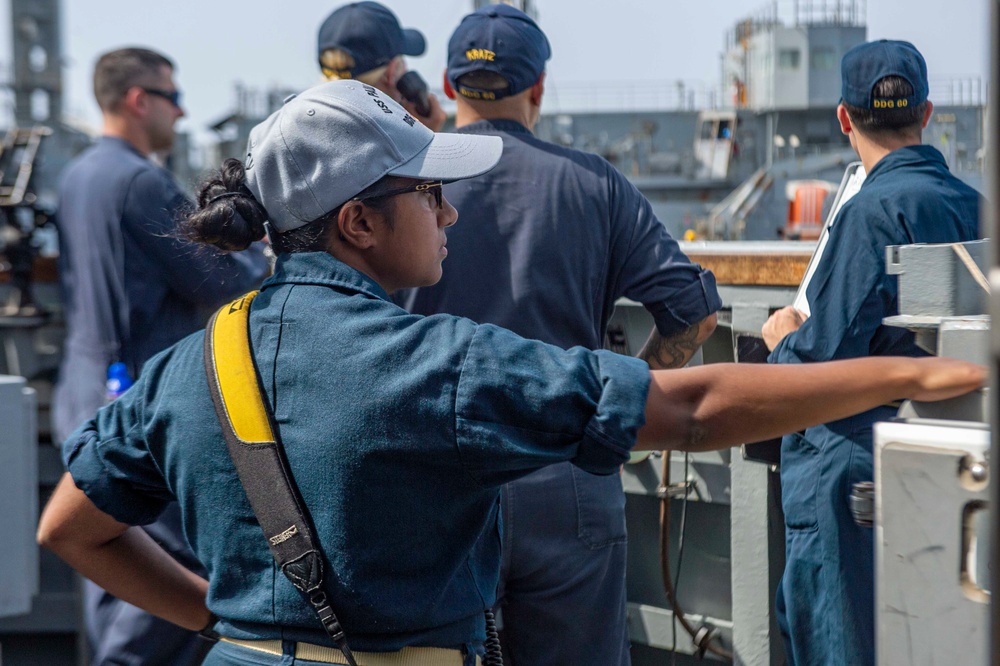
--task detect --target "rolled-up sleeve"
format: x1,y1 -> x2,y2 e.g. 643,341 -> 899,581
642,268 -> 721,335
62,362 -> 173,526
454,324 -> 650,487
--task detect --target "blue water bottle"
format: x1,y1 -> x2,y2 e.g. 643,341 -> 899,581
105,362 -> 133,402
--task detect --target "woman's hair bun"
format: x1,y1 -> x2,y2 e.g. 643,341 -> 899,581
181,158 -> 268,252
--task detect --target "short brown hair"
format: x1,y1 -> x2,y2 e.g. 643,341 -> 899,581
93,48 -> 174,112
843,75 -> 927,141
454,70 -> 510,92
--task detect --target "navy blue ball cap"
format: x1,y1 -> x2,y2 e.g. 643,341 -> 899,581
317,2 -> 426,78
447,4 -> 551,101
841,39 -> 928,110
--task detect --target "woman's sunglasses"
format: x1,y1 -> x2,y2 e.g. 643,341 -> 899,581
354,181 -> 443,209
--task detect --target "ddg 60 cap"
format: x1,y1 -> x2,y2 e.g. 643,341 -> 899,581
841,40 -> 928,110
317,2 -> 426,79
243,80 -> 503,233
447,4 -> 551,101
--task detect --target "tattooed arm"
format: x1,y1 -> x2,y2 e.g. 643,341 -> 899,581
638,313 -> 718,369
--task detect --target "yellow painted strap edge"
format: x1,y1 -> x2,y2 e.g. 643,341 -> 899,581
211,291 -> 275,443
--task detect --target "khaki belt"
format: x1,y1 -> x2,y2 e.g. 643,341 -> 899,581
220,637 -> 479,665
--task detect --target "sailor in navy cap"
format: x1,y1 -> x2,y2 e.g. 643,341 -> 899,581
317,2 -> 446,130
399,5 -> 721,664
762,40 -> 983,666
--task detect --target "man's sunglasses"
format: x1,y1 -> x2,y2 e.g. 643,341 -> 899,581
354,181 -> 443,209
142,88 -> 183,107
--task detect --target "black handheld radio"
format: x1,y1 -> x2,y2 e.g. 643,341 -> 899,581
396,71 -> 431,118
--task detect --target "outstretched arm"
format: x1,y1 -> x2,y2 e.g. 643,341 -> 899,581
635,356 -> 984,452
38,473 -> 211,631
638,313 -> 718,369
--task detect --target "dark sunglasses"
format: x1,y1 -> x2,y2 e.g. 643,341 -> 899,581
354,181 -> 443,209
142,87 -> 182,107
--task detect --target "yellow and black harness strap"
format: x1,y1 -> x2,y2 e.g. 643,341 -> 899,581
204,291 -> 358,666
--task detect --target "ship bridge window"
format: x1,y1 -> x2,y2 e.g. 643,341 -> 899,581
31,89 -> 49,121
699,119 -> 735,141
29,45 -> 47,72
811,47 -> 836,70
779,49 -> 801,70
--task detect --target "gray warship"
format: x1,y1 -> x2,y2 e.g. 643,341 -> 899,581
0,1 -> 993,664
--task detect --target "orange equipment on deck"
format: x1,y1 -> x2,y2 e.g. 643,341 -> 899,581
782,180 -> 834,240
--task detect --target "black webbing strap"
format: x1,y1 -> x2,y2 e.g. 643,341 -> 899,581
203,292 -> 358,666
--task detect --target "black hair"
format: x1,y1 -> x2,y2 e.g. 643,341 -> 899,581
843,75 -> 928,140
182,159 -> 272,252
181,158 -> 396,255
93,47 -> 174,112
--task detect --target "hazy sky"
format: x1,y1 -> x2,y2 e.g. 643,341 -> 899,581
15,0 -> 989,142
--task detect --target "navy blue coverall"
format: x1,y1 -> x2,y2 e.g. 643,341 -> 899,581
768,145 -> 981,666
400,119 -> 721,666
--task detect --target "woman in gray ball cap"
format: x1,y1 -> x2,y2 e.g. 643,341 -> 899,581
37,80 -> 983,666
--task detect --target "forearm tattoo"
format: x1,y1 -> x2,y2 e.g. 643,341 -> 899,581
639,322 -> 702,369
687,424 -> 707,451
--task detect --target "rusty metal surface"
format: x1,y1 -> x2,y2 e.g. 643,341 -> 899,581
3,243 -> 819,288
679,241 -> 816,287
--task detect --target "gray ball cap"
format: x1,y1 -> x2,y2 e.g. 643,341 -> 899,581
244,79 -> 503,233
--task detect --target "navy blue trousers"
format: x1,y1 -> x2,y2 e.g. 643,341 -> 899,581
775,413 -> 884,666
497,462 -> 630,666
